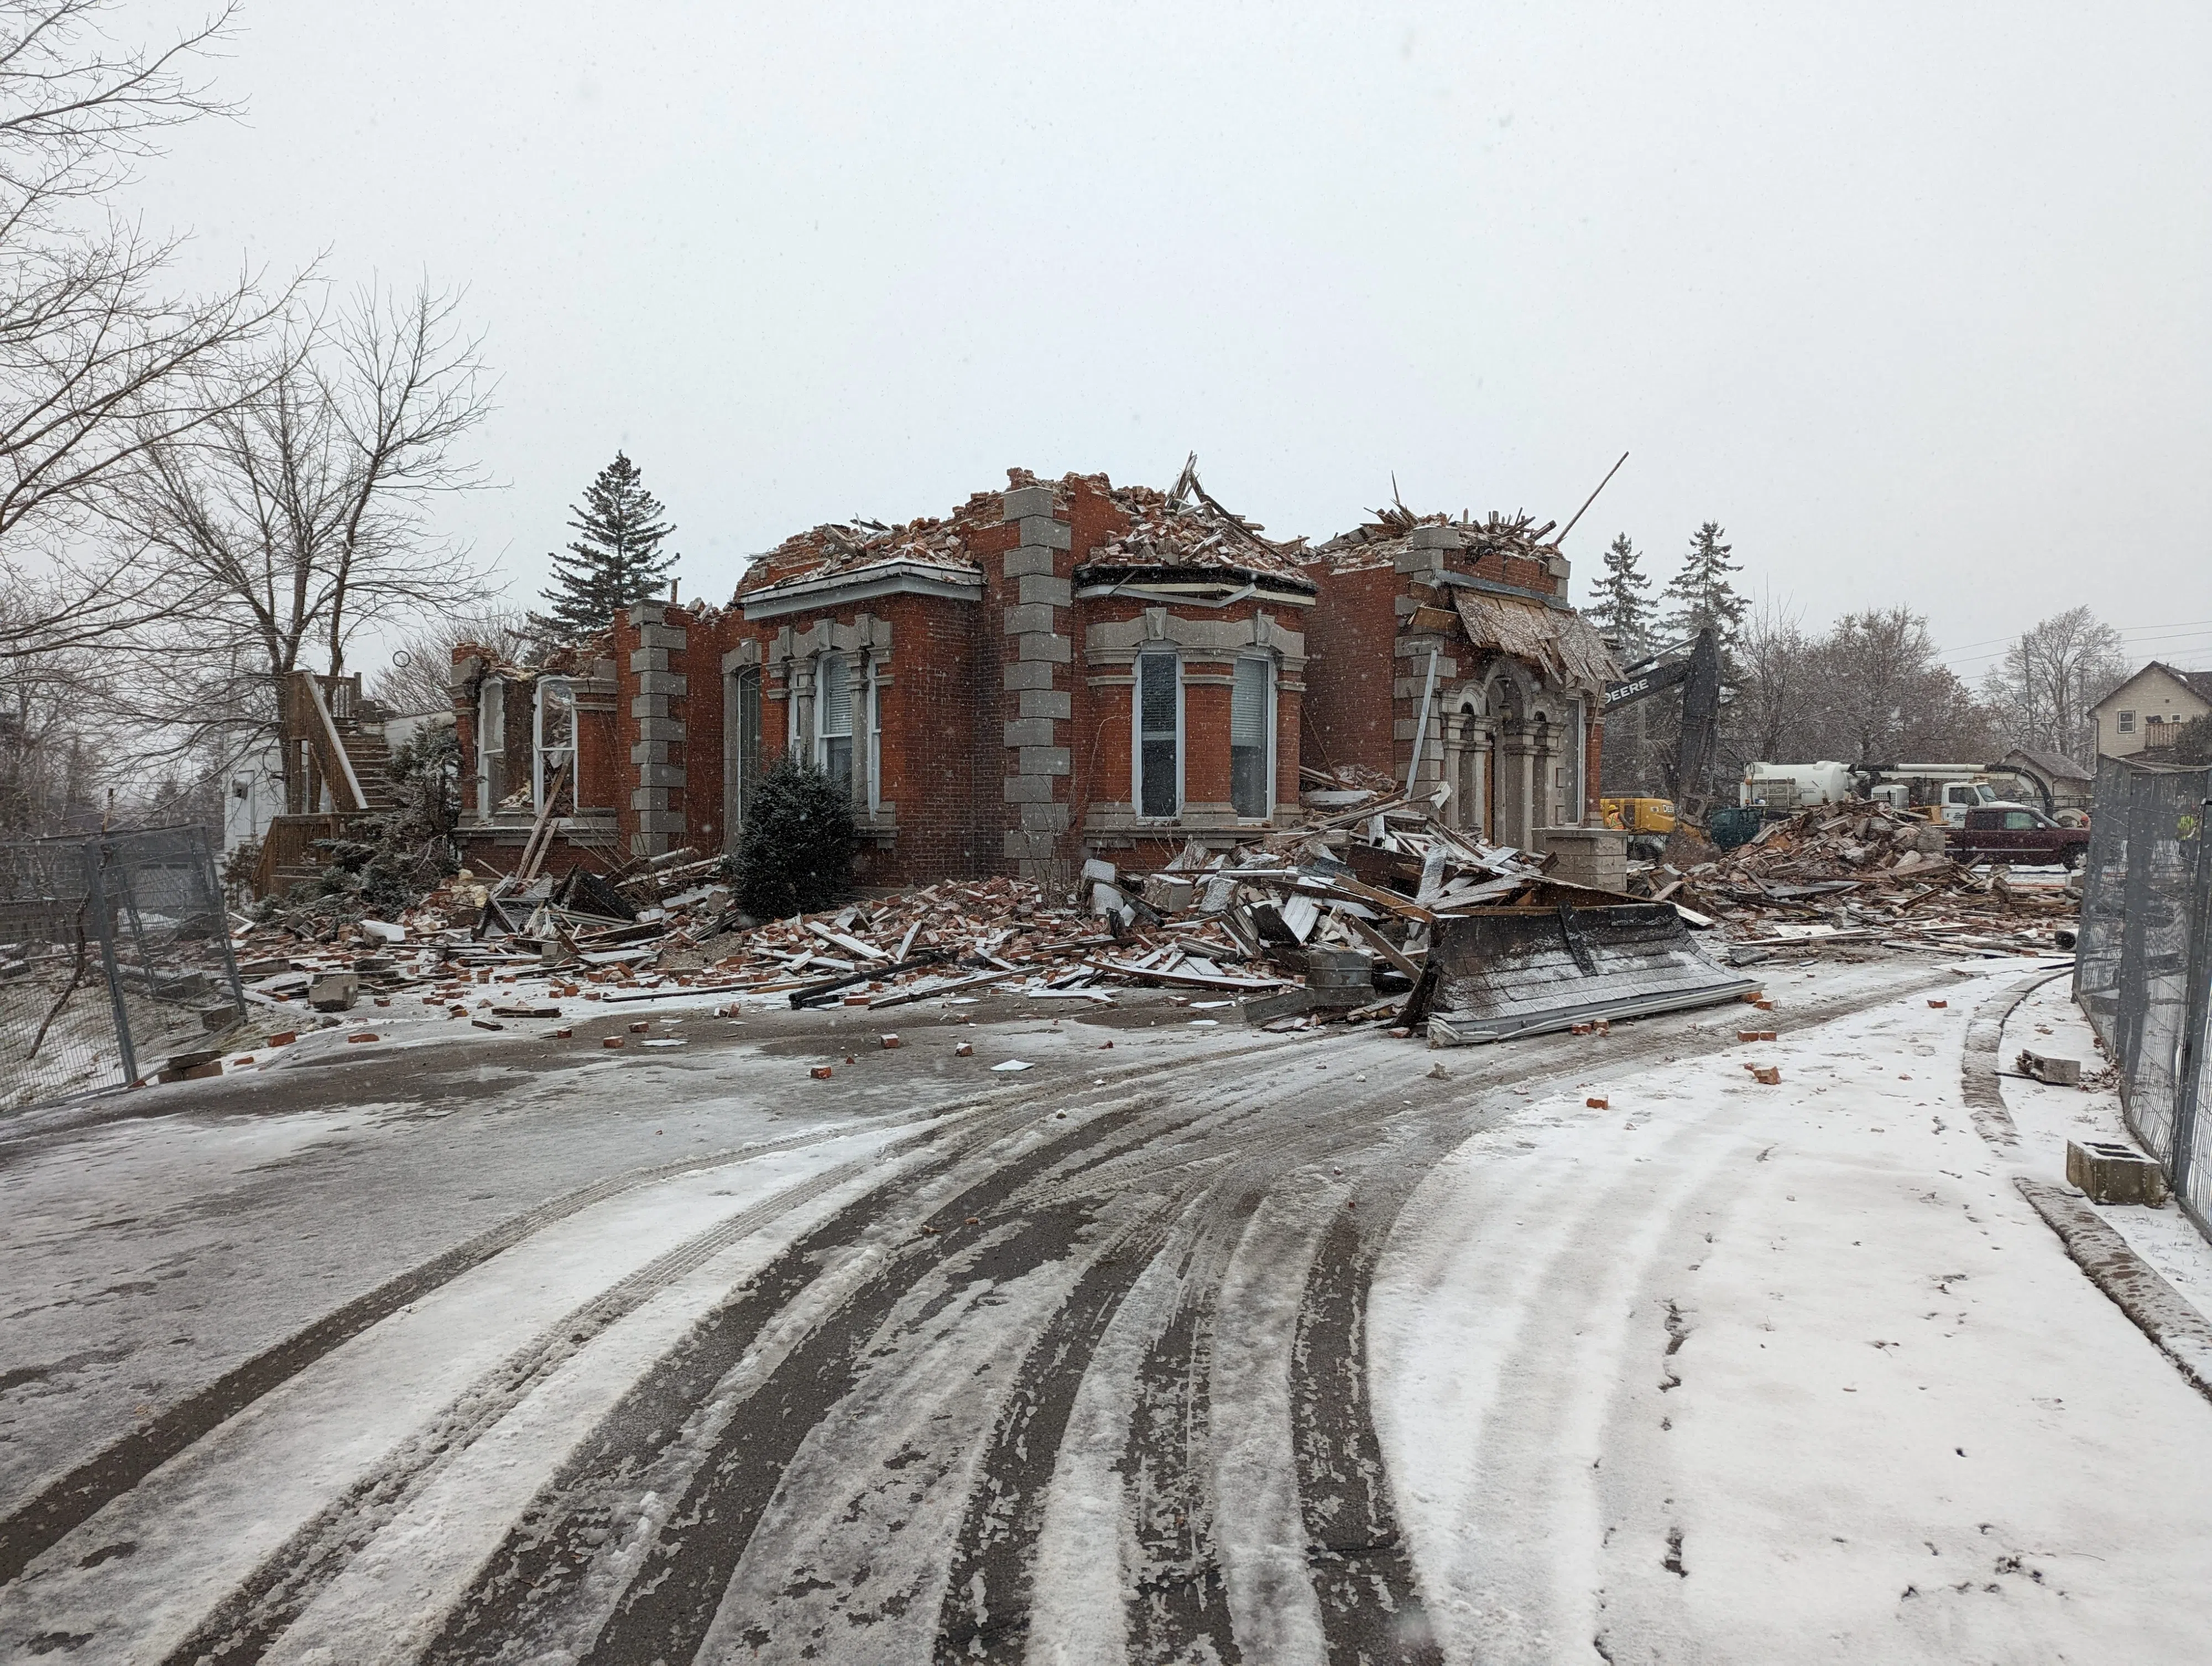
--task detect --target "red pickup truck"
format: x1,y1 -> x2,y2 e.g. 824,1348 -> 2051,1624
1949,804 -> 2091,868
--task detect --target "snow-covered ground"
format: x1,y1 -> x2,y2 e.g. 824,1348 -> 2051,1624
2,957 -> 2208,1664
1370,962 -> 2212,1665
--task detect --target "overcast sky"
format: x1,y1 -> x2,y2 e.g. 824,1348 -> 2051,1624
127,1 -> 2212,678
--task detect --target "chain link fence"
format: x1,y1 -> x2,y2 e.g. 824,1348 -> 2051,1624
2073,757 -> 2212,1238
1,826 -> 247,1112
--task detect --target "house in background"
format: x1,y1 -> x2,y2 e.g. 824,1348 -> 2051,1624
446,467 -> 1613,891
1994,746 -> 2096,821
2088,662 -> 2212,762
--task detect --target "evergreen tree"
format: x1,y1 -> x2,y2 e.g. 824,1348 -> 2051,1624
1586,533 -> 1654,657
530,452 -> 679,643
1660,521 -> 1748,654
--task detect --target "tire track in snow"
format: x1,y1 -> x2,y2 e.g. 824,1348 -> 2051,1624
0,1115 -> 940,1593
158,1139 -> 921,1666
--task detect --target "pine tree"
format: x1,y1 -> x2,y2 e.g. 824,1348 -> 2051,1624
1660,521 -> 1748,653
530,452 -> 679,643
1586,533 -> 1654,657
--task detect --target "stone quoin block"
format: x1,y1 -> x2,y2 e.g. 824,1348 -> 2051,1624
1019,801 -> 1072,832
1003,603 -> 1057,637
632,788 -> 672,813
1018,690 -> 1073,720
634,810 -> 686,834
1014,632 -> 1072,663
1014,515 -> 1072,550
635,763 -> 683,788
1003,775 -> 1057,803
1001,485 -> 1056,520
636,621 -> 687,650
1003,718 -> 1058,748
634,670 -> 687,697
1003,660 -> 1058,691
1017,574 -> 1073,608
1002,547 -> 1060,579
628,647 -> 671,673
1017,746 -> 1072,775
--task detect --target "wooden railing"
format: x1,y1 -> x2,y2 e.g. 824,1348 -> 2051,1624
254,813 -> 353,897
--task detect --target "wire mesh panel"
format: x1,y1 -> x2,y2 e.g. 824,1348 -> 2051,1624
2076,760 -> 2211,1237
0,826 -> 244,1112
0,839 -> 118,1109
2071,756 -> 2132,1045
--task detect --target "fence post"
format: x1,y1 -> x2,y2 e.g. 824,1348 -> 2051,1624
81,841 -> 138,1089
2169,792 -> 2211,1207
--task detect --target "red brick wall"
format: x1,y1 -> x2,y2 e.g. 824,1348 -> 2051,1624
1298,565 -> 1400,782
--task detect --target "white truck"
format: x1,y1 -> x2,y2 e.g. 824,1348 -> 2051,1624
1741,762 -> 2013,826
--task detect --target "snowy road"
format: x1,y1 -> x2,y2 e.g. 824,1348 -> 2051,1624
3,961 -> 2209,1663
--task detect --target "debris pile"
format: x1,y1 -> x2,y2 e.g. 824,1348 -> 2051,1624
1650,799 -> 2078,958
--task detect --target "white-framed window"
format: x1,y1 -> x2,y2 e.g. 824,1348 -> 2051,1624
476,675 -> 504,818
864,658 -> 882,814
816,653 -> 854,793
1135,647 -> 1181,819
2117,710 -> 2136,734
533,677 -> 576,814
1230,653 -> 1273,819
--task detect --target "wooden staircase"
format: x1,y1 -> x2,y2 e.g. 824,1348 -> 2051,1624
253,672 -> 403,896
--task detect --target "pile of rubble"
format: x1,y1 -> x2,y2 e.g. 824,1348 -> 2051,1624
223,795 -> 2075,1054
1649,799 -> 2077,959
228,800 -> 1588,1036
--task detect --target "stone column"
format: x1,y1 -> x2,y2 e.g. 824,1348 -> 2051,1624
1516,732 -> 1536,848
628,600 -> 687,857
1000,485 -> 1073,885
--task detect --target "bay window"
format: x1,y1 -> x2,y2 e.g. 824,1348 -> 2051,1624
1136,648 -> 1180,819
1230,654 -> 1272,818
816,654 -> 853,792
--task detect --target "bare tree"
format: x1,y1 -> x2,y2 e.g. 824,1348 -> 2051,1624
1732,598 -> 1814,764
368,608 -> 535,715
0,1 -> 298,661
1801,607 -> 1992,764
1978,606 -> 2127,764
103,279 -> 494,768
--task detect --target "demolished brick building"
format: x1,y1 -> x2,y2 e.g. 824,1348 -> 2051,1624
448,467 -> 1618,889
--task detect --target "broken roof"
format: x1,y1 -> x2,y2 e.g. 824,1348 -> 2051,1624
734,461 -> 1318,602
1303,502 -> 1564,575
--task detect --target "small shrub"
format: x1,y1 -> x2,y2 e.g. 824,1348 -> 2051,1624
736,754 -> 856,919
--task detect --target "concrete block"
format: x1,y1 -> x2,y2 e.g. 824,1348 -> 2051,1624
1004,603 -> 1058,636
1003,547 -> 1059,579
2020,1049 -> 2084,1087
1003,717 -> 1058,748
2065,1139 -> 2168,1206
1004,775 -> 1057,803
307,973 -> 359,1013
1019,801 -> 1071,832
1018,574 -> 1073,608
636,621 -> 687,649
1534,826 -> 1627,893
1018,746 -> 1072,775
1018,689 -> 1072,720
1004,660 -> 1058,691
1001,485 -> 1057,520
1141,875 -> 1195,912
1016,515 -> 1071,550
1014,632 -> 1072,664
634,670 -> 688,697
